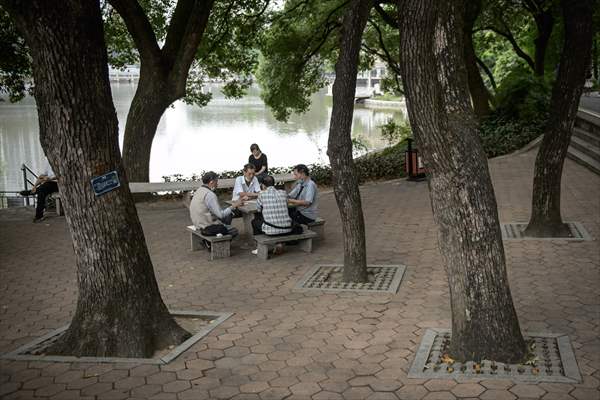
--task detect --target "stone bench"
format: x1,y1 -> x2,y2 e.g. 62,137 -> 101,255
306,217 -> 325,238
253,229 -> 317,260
186,225 -> 232,260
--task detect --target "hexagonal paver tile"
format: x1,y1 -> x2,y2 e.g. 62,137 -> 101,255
114,376 -> 145,390
343,386 -> 375,399
480,390 -> 516,400
289,381 -> 321,396
259,387 -> 291,400
509,384 -> 547,398
163,379 -> 191,393
396,385 -> 429,400
424,380 -> 457,392
450,383 -> 485,398
240,381 -> 269,393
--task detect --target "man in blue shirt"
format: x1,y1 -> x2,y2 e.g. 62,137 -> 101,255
287,164 -> 318,225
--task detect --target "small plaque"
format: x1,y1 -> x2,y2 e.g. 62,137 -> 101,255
91,171 -> 121,196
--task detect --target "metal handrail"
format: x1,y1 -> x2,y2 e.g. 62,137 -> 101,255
21,163 -> 38,206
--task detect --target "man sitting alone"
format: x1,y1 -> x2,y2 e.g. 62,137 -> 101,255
20,158 -> 59,223
232,164 -> 261,201
190,172 -> 242,244
287,164 -> 319,225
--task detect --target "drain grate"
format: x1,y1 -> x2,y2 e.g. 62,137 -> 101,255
501,222 -> 592,241
1,310 -> 232,364
295,264 -> 406,293
408,328 -> 581,383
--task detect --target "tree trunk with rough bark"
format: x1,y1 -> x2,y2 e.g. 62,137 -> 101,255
464,0 -> 491,117
398,0 -> 527,363
533,10 -> 554,76
524,0 -> 594,238
326,0 -> 371,283
109,0 -> 214,184
122,71 -> 175,184
2,0 -> 190,357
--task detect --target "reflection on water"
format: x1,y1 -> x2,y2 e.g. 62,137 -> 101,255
0,83 -> 405,191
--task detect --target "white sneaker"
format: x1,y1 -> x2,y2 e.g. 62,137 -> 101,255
251,249 -> 258,255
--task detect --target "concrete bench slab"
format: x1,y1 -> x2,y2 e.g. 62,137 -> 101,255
186,225 -> 232,260
254,230 -> 317,260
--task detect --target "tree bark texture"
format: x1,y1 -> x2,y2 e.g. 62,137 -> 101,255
2,0 -> 189,357
533,9 -> 554,76
326,0 -> 372,283
463,0 -> 491,117
109,0 -> 215,184
524,0 -> 594,237
398,0 -> 527,363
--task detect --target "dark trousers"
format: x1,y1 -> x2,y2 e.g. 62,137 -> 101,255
288,208 -> 314,225
35,181 -> 58,219
252,213 -> 299,236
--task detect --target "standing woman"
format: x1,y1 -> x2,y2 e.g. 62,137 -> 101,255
249,143 -> 268,183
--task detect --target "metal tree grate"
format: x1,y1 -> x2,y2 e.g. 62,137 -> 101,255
0,310 -> 232,364
501,222 -> 592,241
295,264 -> 406,293
408,328 -> 581,383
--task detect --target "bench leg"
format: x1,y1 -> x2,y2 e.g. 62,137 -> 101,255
298,238 -> 312,253
257,244 -> 269,260
210,241 -> 230,260
190,233 -> 202,251
55,198 -> 63,216
311,225 -> 324,238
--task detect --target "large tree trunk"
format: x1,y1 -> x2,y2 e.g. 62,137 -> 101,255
109,0 -> 214,184
524,0 -> 594,238
2,0 -> 189,357
533,10 -> 554,76
122,71 -> 175,184
326,0 -> 371,283
398,0 -> 527,363
464,0 -> 491,117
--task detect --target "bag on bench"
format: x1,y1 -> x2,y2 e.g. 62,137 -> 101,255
201,224 -> 229,236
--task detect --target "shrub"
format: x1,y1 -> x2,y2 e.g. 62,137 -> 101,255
479,114 -> 546,157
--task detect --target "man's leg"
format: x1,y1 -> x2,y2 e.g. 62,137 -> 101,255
252,213 -> 265,235
34,182 -> 57,220
289,208 -> 314,225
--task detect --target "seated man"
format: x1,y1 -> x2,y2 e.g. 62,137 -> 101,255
232,164 -> 261,201
252,175 -> 301,236
287,164 -> 319,225
190,171 -> 242,241
20,158 -> 59,223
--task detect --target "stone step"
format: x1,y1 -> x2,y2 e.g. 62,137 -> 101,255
575,109 -> 600,136
567,145 -> 600,175
572,127 -> 600,148
570,135 -> 600,162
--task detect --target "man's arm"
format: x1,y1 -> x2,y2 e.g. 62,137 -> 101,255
206,192 -> 233,220
288,183 -> 315,207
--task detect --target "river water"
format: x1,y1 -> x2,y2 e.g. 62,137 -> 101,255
0,82 -> 405,191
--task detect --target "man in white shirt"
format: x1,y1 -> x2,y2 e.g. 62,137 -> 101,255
19,158 -> 58,223
232,164 -> 261,201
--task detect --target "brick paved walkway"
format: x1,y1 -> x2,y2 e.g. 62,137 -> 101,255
1,149 -> 598,400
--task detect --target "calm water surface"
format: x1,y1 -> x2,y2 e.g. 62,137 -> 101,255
0,83 -> 405,191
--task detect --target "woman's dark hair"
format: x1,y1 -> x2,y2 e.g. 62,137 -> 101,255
293,164 -> 310,176
250,143 -> 261,152
202,171 -> 219,184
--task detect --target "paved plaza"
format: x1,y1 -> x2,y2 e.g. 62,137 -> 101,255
1,149 -> 599,400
